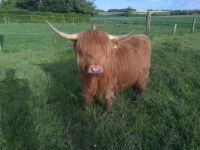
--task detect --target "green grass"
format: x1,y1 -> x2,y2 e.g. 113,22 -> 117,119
0,22 -> 200,149
99,10 -> 170,16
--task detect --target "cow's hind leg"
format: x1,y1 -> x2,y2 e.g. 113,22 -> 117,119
133,71 -> 148,103
132,85 -> 142,103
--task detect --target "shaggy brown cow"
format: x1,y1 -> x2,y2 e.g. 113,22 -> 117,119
46,21 -> 151,111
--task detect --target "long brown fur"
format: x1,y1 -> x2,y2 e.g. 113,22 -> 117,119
73,29 -> 151,111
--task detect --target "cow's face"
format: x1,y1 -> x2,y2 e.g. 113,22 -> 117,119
74,30 -> 112,75
46,21 -> 121,75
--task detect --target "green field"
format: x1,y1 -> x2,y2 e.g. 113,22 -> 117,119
0,21 -> 200,149
93,15 -> 200,27
99,10 -> 170,16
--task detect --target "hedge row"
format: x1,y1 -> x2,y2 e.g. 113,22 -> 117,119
0,15 -> 91,23
0,8 -> 91,23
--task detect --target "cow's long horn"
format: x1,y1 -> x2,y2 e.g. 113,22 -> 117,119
45,20 -> 78,40
108,35 -> 121,40
108,32 -> 134,40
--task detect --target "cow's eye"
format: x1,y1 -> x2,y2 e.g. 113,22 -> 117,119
86,53 -> 92,58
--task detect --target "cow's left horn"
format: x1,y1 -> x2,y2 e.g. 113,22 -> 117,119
45,20 -> 78,40
108,32 -> 133,40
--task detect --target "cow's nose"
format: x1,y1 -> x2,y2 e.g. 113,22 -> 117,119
88,65 -> 103,74
91,66 -> 101,72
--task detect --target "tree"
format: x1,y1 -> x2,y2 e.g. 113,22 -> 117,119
38,0 -> 73,13
72,0 -> 96,14
123,7 -> 134,17
16,0 -> 40,11
1,0 -> 16,8
108,8 -> 136,13
1,0 -> 96,14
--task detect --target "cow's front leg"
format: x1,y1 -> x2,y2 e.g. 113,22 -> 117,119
82,78 -> 97,108
82,88 -> 97,108
104,90 -> 114,112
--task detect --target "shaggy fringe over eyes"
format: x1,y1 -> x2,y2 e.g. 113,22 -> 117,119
76,30 -> 112,57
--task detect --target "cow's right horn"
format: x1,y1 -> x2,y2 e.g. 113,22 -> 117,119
45,20 -> 78,40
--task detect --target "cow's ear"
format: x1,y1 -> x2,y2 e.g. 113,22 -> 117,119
111,39 -> 119,49
72,40 -> 83,55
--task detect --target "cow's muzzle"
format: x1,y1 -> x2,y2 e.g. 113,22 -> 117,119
88,65 -> 103,74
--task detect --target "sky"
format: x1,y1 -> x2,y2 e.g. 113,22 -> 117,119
95,0 -> 200,11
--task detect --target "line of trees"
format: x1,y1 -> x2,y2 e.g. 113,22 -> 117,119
170,10 -> 200,15
108,8 -> 136,13
123,7 -> 135,17
0,0 -> 96,15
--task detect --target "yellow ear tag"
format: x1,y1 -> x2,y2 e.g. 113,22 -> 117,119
113,44 -> 118,49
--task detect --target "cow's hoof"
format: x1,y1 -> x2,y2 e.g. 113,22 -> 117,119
133,94 -> 141,101
132,100 -> 139,105
132,97 -> 140,105
104,105 -> 112,112
82,101 -> 89,110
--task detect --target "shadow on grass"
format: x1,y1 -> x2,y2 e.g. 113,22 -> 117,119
39,58 -> 106,115
0,69 -> 38,150
39,58 -> 82,106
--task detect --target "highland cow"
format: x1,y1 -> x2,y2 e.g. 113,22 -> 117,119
46,20 -> 151,111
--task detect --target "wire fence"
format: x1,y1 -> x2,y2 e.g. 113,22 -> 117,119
0,14 -> 199,27
0,14 -> 199,37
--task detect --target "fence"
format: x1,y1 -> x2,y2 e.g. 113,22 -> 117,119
0,13 -> 199,52
0,13 -> 199,37
1,13 -> 199,25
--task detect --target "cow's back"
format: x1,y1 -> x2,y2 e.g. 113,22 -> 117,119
111,34 -> 151,89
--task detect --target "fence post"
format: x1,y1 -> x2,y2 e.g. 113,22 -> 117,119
172,24 -> 177,35
3,16 -> 7,24
91,22 -> 96,30
8,17 -> 10,23
72,19 -> 75,25
131,19 -> 133,25
191,18 -> 196,32
30,15 -> 33,22
0,34 -> 4,51
62,15 -> 66,25
145,12 -> 151,35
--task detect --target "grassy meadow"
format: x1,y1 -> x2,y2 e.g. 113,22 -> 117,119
0,20 -> 200,149
93,15 -> 200,27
